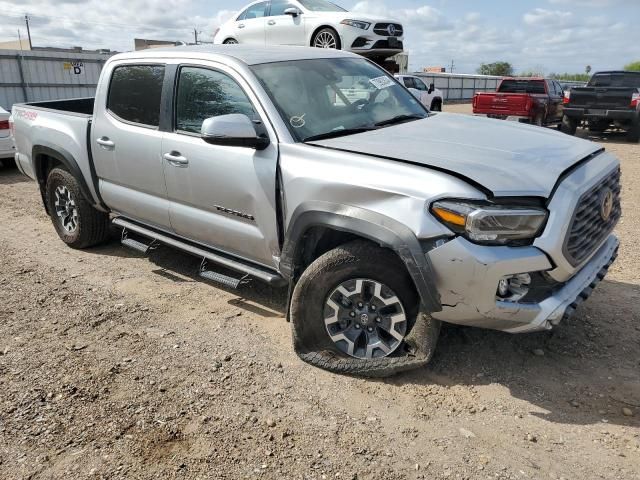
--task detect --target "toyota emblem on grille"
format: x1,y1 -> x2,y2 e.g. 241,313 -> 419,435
387,24 -> 396,36
599,189 -> 614,221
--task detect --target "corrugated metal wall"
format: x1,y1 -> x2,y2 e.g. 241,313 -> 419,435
0,49 -> 114,110
414,73 -> 502,101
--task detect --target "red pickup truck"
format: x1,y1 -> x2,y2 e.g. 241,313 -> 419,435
473,78 -> 565,127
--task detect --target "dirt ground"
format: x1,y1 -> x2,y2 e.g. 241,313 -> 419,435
1,104 -> 639,480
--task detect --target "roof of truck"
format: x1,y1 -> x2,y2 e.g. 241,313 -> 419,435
109,44 -> 355,66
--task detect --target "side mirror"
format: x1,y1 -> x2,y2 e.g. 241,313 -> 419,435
284,7 -> 301,16
201,114 -> 270,150
428,83 -> 435,94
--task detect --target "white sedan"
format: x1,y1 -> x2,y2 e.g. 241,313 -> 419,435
213,0 -> 404,59
0,106 -> 15,163
395,75 -> 443,111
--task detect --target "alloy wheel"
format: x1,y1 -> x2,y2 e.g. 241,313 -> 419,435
314,31 -> 337,49
324,278 -> 407,359
54,185 -> 79,233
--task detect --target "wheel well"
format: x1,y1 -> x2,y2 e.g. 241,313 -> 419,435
223,38 -> 237,43
310,26 -> 341,49
34,154 -> 63,215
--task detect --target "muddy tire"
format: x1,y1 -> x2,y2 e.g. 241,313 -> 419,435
627,119 -> 640,143
290,240 -> 440,377
45,167 -> 110,249
560,115 -> 578,135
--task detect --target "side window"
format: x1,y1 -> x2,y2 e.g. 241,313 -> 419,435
402,77 -> 415,89
175,67 -> 257,134
244,2 -> 267,19
414,78 -> 428,91
237,8 -> 248,21
107,65 -> 165,127
269,0 -> 296,16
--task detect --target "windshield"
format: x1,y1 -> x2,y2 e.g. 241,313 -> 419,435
251,58 -> 428,142
298,0 -> 347,12
588,73 -> 640,88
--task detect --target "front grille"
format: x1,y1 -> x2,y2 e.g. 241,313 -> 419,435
371,40 -> 404,50
563,167 -> 621,265
373,23 -> 403,37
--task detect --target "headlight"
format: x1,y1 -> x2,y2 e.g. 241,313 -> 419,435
431,200 -> 547,245
340,19 -> 371,30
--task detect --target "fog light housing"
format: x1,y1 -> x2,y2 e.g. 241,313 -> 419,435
496,273 -> 531,301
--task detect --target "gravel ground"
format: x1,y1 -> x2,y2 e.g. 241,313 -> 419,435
0,104 -> 638,479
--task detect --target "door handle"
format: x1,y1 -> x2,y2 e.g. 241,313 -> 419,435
238,23 -> 245,29
267,20 -> 276,25
163,152 -> 189,167
96,137 -> 115,149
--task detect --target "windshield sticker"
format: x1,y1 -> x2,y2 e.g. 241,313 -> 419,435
369,76 -> 395,90
290,114 -> 306,128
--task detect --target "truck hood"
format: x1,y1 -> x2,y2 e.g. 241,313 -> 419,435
307,112 -> 602,197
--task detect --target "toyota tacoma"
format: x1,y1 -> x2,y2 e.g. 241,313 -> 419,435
11,46 -> 621,376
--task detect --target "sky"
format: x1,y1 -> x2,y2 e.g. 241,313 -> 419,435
1,0 -> 638,74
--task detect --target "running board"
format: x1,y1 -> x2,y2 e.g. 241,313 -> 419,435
199,259 -> 250,289
112,217 -> 286,286
121,228 -> 158,255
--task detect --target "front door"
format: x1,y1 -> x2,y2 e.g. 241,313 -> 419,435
265,1 -> 306,45
161,63 -> 280,267
92,63 -> 171,229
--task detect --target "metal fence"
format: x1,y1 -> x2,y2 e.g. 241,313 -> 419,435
413,72 -> 502,102
0,49 -> 114,110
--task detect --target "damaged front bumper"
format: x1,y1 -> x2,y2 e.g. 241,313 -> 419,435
427,234 -> 619,333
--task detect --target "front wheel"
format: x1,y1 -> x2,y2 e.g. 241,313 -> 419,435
45,167 -> 110,249
223,38 -> 238,44
312,28 -> 340,49
290,240 -> 440,376
430,98 -> 442,112
560,115 -> 578,135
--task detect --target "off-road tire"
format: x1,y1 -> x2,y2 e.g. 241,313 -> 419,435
290,240 -> 440,377
430,98 -> 442,112
627,120 -> 640,143
312,28 -> 341,50
560,115 -> 578,135
45,167 -> 110,249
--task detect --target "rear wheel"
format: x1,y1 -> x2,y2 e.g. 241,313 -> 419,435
560,115 -> 578,135
627,119 -> 640,143
290,240 -> 440,376
45,167 -> 110,249
223,38 -> 238,44
312,28 -> 340,49
532,112 -> 544,127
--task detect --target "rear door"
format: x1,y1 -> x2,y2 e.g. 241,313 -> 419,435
265,0 -> 306,45
92,62 -> 171,229
161,62 -> 280,267
235,1 -> 268,45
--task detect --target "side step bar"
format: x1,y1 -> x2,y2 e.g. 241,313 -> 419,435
199,259 -> 250,289
112,217 -> 286,287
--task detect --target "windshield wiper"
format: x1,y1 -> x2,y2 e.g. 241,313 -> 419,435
303,126 -> 377,142
374,114 -> 427,127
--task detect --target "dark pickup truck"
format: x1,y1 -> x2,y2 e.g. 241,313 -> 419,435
561,71 -> 640,142
472,78 -> 565,127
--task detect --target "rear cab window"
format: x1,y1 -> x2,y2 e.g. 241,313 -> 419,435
498,79 -> 546,94
107,64 -> 165,127
588,73 -> 640,88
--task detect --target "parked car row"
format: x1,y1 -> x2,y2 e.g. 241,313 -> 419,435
472,72 -> 640,142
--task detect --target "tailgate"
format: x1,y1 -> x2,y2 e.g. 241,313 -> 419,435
569,87 -> 634,110
474,93 -> 531,115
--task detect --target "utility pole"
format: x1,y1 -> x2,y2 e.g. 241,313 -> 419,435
24,14 -> 33,50
449,59 -> 455,74
193,27 -> 199,45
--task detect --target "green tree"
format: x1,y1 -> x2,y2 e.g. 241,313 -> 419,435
477,61 -> 514,76
549,72 -> 590,82
624,61 -> 640,71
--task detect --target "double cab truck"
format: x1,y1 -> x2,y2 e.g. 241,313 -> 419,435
11,46 -> 621,376
473,77 -> 565,127
561,71 -> 640,142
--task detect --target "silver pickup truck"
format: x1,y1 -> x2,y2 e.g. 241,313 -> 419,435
11,46 -> 621,376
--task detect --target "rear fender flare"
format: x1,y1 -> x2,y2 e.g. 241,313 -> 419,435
280,201 -> 442,313
32,144 -> 102,214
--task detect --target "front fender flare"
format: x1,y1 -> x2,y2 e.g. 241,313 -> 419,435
280,201 -> 442,313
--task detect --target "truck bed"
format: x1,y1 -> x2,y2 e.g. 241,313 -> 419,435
11,97 -> 101,207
